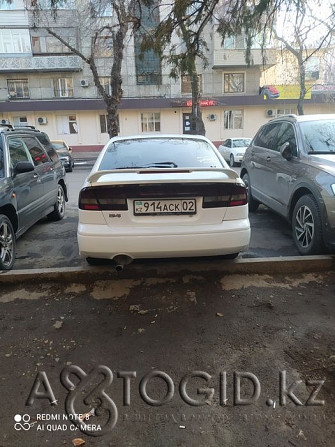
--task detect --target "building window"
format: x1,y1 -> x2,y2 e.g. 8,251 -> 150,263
13,116 -> 28,126
98,77 -> 112,96
52,78 -> 73,97
89,1 -> 112,17
141,112 -> 160,132
224,73 -> 245,93
223,34 -> 245,49
135,2 -> 161,85
181,75 -> 202,94
305,57 -> 320,81
7,79 -> 29,99
276,108 -> 296,117
56,115 -> 78,134
0,29 -> 31,54
37,0 -> 75,9
224,110 -> 243,129
94,37 -> 113,57
100,115 -> 108,133
0,0 -> 14,9
32,36 -> 75,54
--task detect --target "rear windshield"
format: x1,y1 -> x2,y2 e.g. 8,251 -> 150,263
300,120 -> 335,153
52,143 -> 67,150
36,133 -> 51,146
232,138 -> 251,147
99,138 -> 224,170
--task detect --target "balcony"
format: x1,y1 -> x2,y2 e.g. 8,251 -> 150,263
0,55 -> 82,73
212,27 -> 276,69
213,48 -> 276,69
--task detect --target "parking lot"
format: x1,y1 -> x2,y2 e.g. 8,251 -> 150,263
12,161 -> 300,271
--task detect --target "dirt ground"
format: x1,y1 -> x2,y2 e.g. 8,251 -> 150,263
0,267 -> 334,447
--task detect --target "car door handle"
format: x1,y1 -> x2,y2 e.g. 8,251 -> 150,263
266,156 -> 271,162
33,173 -> 41,183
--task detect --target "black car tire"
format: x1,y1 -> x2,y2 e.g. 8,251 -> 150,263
242,172 -> 259,212
292,194 -> 325,255
0,214 -> 16,270
48,184 -> 66,221
67,166 -> 73,173
229,154 -> 236,167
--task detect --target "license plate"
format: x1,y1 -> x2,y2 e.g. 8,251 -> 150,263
134,199 -> 196,216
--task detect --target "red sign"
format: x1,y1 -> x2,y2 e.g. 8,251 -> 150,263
186,99 -> 216,107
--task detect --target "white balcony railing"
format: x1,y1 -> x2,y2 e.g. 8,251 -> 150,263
0,55 -> 82,72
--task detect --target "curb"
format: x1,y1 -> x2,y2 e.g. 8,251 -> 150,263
1,255 -> 334,284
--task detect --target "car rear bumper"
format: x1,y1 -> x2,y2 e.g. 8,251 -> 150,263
78,220 -> 251,259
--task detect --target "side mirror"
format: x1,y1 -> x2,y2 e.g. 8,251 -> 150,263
280,142 -> 293,161
14,161 -> 35,174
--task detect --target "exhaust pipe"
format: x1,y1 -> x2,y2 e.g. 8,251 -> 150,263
113,254 -> 133,271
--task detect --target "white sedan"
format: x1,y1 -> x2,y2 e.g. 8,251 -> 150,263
218,138 -> 252,167
77,134 -> 250,269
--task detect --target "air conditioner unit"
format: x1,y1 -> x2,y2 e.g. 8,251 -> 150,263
1,119 -> 10,124
38,117 -> 48,125
266,109 -> 276,117
208,113 -> 217,121
80,79 -> 89,87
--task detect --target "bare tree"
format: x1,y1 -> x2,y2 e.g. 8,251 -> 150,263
272,0 -> 335,114
29,0 -> 140,137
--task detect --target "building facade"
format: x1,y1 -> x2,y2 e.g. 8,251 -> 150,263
1,0 -> 334,151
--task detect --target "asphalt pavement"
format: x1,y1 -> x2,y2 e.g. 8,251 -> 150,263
1,264 -> 335,446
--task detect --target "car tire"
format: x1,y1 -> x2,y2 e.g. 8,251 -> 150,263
0,215 -> 16,270
242,172 -> 259,212
292,195 -> 325,255
67,166 -> 73,173
229,154 -> 235,167
48,184 -> 66,221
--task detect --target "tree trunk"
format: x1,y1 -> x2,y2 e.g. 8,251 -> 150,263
107,27 -> 126,138
189,59 -> 205,136
297,61 -> 306,115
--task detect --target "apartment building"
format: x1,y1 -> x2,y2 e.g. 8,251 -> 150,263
0,0 -> 334,150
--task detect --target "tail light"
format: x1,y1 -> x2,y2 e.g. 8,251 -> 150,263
79,183 -> 247,211
79,187 -> 128,211
202,184 -> 247,208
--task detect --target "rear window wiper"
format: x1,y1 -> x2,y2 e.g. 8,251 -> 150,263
142,161 -> 178,168
116,161 -> 178,169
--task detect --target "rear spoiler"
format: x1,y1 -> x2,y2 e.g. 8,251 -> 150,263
88,167 -> 238,183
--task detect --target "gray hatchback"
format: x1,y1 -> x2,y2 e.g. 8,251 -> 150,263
241,114 -> 335,255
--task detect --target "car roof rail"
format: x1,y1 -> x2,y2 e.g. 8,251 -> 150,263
14,125 -> 37,130
0,123 -> 14,130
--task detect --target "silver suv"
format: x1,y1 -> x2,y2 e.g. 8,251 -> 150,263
241,114 -> 335,255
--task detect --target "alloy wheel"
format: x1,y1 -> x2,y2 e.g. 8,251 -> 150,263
0,219 -> 14,269
57,185 -> 65,217
294,205 -> 314,249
